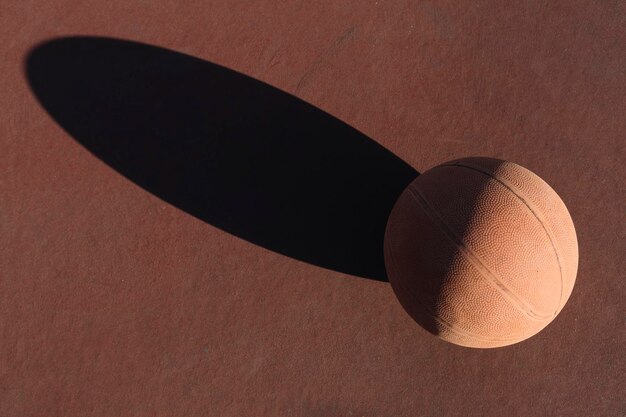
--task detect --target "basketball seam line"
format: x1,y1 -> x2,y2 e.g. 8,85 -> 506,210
406,186 -> 553,321
442,162 -> 565,313
385,237 -> 527,344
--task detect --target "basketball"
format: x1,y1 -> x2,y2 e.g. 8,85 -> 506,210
384,157 -> 578,348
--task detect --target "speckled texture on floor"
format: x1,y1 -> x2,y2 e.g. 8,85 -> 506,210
1,1 -> 624,416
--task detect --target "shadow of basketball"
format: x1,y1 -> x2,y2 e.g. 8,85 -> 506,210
25,36 -> 418,281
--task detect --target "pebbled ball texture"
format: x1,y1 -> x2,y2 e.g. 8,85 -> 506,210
384,157 -> 578,348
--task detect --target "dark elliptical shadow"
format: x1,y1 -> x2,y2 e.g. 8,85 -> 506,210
25,36 -> 418,281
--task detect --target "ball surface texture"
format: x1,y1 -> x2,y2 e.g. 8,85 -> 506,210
384,157 -> 578,348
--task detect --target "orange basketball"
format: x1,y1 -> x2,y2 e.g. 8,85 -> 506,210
384,157 -> 578,348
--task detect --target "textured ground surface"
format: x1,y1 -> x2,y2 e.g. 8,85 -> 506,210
1,1 -> 624,416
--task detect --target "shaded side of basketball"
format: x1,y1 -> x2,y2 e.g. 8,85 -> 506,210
384,157 -> 578,348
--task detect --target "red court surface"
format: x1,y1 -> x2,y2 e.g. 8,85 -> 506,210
1,1 -> 624,416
